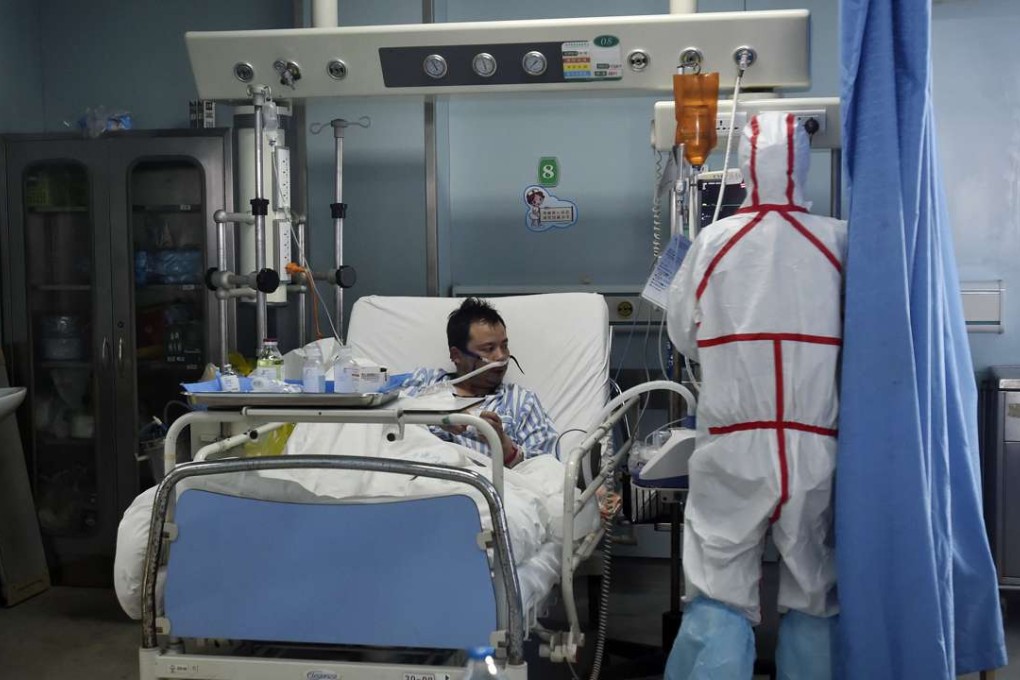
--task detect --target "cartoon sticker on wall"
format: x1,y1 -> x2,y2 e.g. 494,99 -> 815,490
523,185 -> 578,232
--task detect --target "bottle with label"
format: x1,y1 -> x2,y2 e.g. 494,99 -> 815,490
334,346 -> 356,393
256,339 -> 285,381
219,363 -> 241,392
302,344 -> 326,393
463,647 -> 506,680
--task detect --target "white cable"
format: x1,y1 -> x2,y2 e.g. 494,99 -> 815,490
711,69 -> 745,225
684,354 -> 701,393
652,150 -> 668,258
594,380 -> 696,428
657,313 -> 670,381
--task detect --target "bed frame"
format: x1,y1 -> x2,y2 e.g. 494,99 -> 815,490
136,399 -> 636,680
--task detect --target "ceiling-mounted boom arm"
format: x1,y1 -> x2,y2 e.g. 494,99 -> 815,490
186,10 -> 809,100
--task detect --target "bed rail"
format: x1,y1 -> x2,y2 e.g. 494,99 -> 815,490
556,381 -> 697,662
140,455 -> 526,664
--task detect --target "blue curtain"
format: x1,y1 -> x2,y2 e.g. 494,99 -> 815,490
836,0 -> 1007,677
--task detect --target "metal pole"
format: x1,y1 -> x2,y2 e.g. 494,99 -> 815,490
252,88 -> 268,350
297,219 -> 307,345
669,0 -> 697,12
424,96 -> 439,296
424,0 -> 439,296
669,147 -> 682,239
332,121 -> 345,341
217,220 -> 229,367
687,169 -> 701,240
830,148 -> 843,219
670,500 -> 682,611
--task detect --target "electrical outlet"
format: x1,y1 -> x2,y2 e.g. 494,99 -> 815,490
715,111 -> 749,135
714,110 -> 827,136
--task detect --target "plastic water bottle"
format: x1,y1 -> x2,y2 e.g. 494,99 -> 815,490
302,344 -> 326,393
219,363 -> 241,392
334,346 -> 356,393
463,647 -> 505,680
256,339 -> 285,381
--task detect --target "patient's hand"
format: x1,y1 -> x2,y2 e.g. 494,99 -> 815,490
478,411 -> 520,468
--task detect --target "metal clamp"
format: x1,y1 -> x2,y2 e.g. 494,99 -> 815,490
490,629 -> 510,659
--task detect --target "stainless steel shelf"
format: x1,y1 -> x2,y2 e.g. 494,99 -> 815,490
132,204 -> 199,213
135,284 -> 202,292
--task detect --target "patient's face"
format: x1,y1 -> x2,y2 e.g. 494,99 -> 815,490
453,321 -> 510,392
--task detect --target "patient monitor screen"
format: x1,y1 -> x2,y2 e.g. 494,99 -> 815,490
698,178 -> 747,229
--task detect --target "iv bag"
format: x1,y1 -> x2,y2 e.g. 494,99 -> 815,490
673,72 -> 720,167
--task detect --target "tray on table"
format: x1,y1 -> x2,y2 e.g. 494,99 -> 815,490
183,391 -> 399,409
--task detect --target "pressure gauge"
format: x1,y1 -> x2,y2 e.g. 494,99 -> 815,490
423,54 -> 448,79
472,52 -> 498,78
522,51 -> 548,76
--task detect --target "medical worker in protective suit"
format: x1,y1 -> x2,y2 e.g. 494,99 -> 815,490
665,111 -> 847,679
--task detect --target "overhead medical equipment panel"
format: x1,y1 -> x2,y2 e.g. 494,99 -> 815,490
652,97 -> 843,151
186,11 -> 809,100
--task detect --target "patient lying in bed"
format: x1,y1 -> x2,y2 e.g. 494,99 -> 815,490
113,298 -> 595,620
114,420 -> 598,620
402,297 -> 559,468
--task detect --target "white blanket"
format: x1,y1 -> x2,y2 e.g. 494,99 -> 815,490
114,422 -> 599,620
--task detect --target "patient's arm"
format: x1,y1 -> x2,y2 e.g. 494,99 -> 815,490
478,411 -> 523,468
506,390 -> 559,461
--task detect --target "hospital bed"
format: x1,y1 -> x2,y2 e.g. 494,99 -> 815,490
134,292 -> 627,680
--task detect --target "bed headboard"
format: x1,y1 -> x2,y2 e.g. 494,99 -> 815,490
347,293 -> 611,437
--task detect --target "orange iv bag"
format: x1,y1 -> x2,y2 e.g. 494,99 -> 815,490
673,72 -> 720,167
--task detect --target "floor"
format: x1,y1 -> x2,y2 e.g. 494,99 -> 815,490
1,560 -> 1019,679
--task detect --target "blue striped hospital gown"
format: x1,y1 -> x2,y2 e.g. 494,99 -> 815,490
403,368 -> 559,459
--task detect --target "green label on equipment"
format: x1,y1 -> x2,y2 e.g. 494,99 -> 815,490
593,35 -> 619,47
538,157 -> 560,187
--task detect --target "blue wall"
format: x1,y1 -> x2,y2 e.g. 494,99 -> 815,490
933,0 -> 1020,372
0,0 -> 43,132
443,0 -> 840,292
38,0 -> 292,131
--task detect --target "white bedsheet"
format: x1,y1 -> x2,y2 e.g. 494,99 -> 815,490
114,422 -> 599,620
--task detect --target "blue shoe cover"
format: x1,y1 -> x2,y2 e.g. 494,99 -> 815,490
775,610 -> 837,680
665,598 -> 755,680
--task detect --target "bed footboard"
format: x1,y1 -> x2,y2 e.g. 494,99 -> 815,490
166,490 -> 496,649
142,455 -> 525,664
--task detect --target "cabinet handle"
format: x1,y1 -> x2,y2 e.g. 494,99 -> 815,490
101,338 -> 110,368
118,337 -> 124,369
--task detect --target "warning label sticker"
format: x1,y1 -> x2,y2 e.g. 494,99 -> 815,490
561,39 -> 622,81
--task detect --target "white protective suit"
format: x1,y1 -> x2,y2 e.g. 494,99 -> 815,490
667,112 -> 847,624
